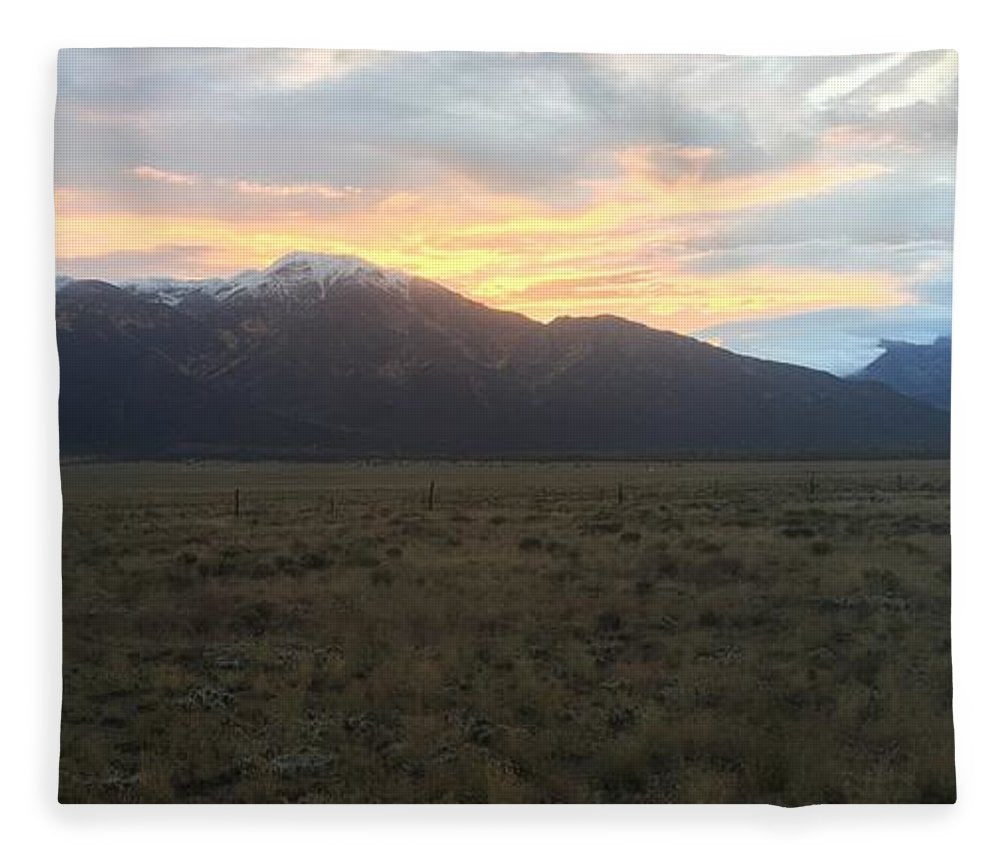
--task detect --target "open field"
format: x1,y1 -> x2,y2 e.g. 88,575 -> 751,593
58,460 -> 954,804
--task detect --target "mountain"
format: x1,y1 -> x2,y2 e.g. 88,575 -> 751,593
851,337 -> 951,411
55,254 -> 950,459
117,252 -> 412,304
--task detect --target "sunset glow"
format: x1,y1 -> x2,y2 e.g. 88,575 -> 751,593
55,49 -> 956,371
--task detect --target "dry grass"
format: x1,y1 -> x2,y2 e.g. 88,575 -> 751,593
59,460 -> 954,804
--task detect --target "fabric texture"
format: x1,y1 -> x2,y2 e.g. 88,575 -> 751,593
56,49 -> 956,804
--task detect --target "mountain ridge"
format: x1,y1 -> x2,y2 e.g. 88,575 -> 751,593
55,254 -> 950,459
851,336 -> 951,411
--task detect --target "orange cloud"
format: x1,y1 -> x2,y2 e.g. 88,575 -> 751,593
482,266 -> 903,334
130,166 -> 365,201
131,165 -> 198,185
231,180 -> 362,200
819,125 -> 920,155
56,147 -> 902,332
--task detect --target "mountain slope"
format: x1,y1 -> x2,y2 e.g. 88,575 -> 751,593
851,337 -> 951,411
55,256 -> 950,458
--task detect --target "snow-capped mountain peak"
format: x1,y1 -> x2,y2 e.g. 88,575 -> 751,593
249,252 -> 412,299
78,252 -> 414,305
265,251 -> 371,278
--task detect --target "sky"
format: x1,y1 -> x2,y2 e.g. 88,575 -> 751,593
54,49 -> 957,374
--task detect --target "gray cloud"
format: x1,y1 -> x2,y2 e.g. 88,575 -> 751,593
55,49 -> 956,371
680,238 -> 952,281
696,304 -> 952,375
58,245 -> 221,282
685,173 -> 955,252
54,50 -> 862,193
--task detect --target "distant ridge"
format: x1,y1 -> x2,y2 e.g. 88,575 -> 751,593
56,255 -> 950,459
851,337 -> 951,411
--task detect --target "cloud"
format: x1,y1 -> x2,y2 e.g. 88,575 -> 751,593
53,49 -> 955,371
676,239 -> 952,317
57,144 -> 898,308
875,51 -> 958,112
230,180 -> 361,200
131,165 -> 197,185
689,173 -> 955,251
56,244 -> 223,282
695,304 -> 952,375
53,51 -> 824,196
132,163 -> 361,200
806,53 -> 909,109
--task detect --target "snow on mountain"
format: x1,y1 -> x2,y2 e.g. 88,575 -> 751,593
246,252 -> 413,299
120,276 -> 236,305
108,252 -> 413,305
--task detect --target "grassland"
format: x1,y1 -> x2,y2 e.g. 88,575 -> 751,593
58,460 -> 954,804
